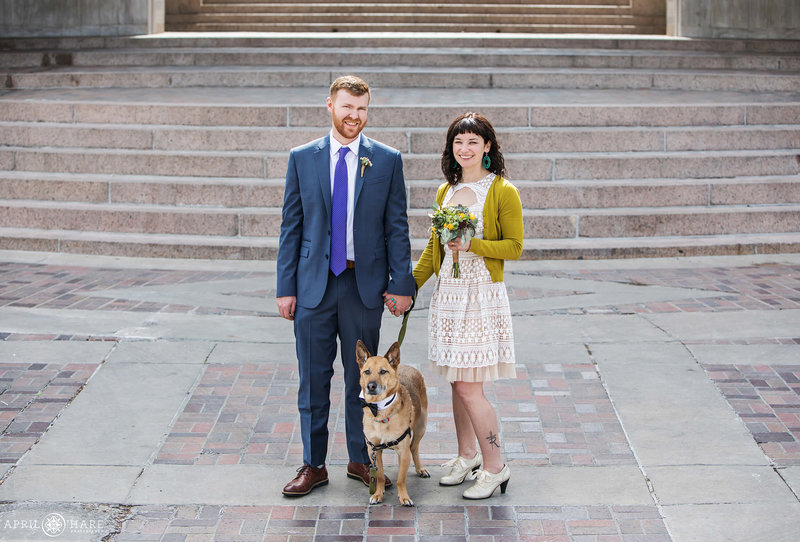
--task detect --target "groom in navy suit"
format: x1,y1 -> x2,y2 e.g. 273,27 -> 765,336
276,75 -> 416,496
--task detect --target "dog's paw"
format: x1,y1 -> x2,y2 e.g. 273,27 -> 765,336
369,493 -> 384,505
418,468 -> 431,478
400,497 -> 414,507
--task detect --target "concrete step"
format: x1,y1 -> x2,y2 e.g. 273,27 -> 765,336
6,65 -> 797,92
2,121 -> 798,154
0,51 -> 73,69
0,98 -> 292,127
164,22 -> 664,34
162,6 -> 664,33
0,227 -> 280,260
0,199 -> 276,237
179,6 -> 641,16
4,98 -> 798,129
517,232 -> 800,259
3,35 -> 798,54
409,177 -> 800,209
166,13 -> 656,27
0,171 -> 286,207
3,171 -> 797,210
201,0 -> 630,5
1,147 -> 274,179
1,228 -> 798,261
2,199 -> 798,240
1,37 -> 797,261
0,122 -> 408,152
39,47 -> 796,72
411,125 -> 800,154
573,205 -> 800,238
3,146 -> 798,182
196,3 -> 634,15
403,150 -> 800,181
542,149 -> 800,181
162,0 -> 659,34
408,205 -> 800,239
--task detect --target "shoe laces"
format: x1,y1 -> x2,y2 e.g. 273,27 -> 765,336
466,468 -> 488,483
442,456 -> 467,469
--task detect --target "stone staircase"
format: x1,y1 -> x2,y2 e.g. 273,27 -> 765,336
0,34 -> 799,260
166,0 -> 665,34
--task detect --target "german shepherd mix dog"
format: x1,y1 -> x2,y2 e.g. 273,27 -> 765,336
356,340 -> 430,506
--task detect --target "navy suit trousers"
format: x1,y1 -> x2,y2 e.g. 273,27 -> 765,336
293,267 -> 382,467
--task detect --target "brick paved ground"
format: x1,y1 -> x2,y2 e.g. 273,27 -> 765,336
151,357 -> 634,470
0,361 -> 100,465
4,262 -> 800,317
702,363 -> 800,466
513,264 -> 800,315
0,262 -> 272,316
512,265 -> 800,468
114,504 -> 669,542
2,259 -> 799,540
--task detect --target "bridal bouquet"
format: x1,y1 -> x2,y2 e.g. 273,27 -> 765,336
430,204 -> 477,278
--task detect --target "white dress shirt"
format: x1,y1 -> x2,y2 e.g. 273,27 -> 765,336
329,131 -> 361,262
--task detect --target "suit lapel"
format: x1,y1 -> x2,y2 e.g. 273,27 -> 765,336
354,136 -> 374,209
316,136 -> 332,220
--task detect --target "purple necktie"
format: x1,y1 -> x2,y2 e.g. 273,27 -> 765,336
330,146 -> 349,276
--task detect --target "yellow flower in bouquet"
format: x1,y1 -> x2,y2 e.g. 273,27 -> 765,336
430,204 -> 477,278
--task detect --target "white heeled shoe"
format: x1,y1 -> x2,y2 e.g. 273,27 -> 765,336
462,464 -> 511,499
439,451 -> 482,486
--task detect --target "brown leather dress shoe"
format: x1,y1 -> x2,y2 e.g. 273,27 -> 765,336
347,461 -> 392,488
282,465 -> 329,496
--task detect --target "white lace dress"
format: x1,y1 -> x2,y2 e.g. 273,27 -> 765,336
429,173 -> 516,383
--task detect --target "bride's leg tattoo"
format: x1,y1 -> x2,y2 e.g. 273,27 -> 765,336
486,431 -> 500,448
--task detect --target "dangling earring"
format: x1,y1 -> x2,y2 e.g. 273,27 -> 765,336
482,153 -> 491,169
452,160 -> 460,170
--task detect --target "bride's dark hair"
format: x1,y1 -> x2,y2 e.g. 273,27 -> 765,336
441,112 -> 505,186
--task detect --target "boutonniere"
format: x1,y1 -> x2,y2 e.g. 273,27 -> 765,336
360,157 -> 372,178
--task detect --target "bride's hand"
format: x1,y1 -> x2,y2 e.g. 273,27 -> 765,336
447,237 -> 471,252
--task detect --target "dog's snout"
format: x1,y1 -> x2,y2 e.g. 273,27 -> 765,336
367,381 -> 378,393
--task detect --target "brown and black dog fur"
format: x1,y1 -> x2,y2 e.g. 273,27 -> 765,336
356,340 -> 430,506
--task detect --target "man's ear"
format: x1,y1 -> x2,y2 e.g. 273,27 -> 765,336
356,340 -> 371,369
385,342 -> 401,369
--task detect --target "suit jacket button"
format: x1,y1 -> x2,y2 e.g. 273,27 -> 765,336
325,254 -> 329,260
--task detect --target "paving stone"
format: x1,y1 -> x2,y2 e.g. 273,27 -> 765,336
702,363 -> 800,465
1,252 -> 799,539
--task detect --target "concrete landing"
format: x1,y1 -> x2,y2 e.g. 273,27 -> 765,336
0,249 -> 798,540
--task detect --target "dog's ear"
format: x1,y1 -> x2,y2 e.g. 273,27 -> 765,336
385,342 -> 401,368
356,340 -> 371,368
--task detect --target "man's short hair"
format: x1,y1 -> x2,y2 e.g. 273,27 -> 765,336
330,75 -> 370,100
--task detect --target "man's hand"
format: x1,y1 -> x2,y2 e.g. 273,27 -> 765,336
383,292 -> 412,317
276,296 -> 297,321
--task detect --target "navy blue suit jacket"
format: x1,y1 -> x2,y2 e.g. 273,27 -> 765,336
277,134 -> 415,309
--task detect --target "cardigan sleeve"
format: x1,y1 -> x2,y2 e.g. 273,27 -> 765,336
413,232 -> 437,289
468,181 -> 523,261
412,182 -> 450,288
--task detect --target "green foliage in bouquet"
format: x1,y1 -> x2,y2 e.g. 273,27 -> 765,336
430,204 -> 477,278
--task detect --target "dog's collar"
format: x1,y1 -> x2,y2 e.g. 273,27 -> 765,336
359,391 -> 397,418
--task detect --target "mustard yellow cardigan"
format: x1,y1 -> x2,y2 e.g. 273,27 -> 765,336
413,176 -> 523,288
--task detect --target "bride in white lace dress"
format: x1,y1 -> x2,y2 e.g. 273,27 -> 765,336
407,113 -> 523,500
